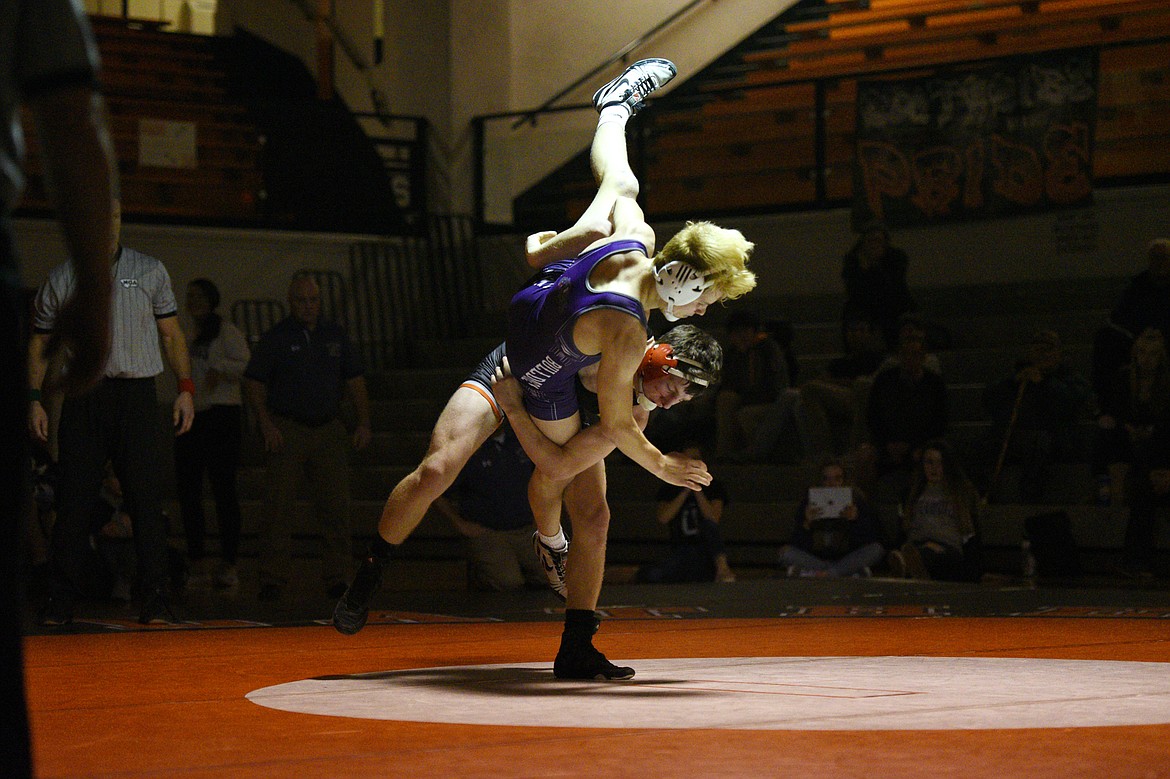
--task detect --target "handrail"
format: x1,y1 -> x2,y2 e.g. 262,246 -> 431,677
473,34 -> 1170,229
510,0 -> 711,130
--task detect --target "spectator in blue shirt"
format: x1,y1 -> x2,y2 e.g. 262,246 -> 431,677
242,271 -> 370,602
433,424 -> 547,591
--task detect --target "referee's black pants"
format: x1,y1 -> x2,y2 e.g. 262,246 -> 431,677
50,377 -> 169,600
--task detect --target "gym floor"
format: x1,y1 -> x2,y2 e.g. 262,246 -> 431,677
23,572 -> 1170,777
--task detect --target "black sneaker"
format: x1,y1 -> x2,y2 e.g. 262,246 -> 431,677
333,555 -> 384,635
591,58 -> 677,115
532,532 -> 568,600
138,589 -> 180,625
554,643 -> 635,681
37,592 -> 74,627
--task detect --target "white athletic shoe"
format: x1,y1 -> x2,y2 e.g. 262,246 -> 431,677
592,58 -> 677,115
533,532 -> 568,600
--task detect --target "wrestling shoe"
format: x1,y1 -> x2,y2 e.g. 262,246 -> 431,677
533,532 -> 568,600
332,554 -> 384,635
592,57 -> 677,115
554,643 -> 636,681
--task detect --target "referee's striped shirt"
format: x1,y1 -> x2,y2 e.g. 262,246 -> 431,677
32,245 -> 178,379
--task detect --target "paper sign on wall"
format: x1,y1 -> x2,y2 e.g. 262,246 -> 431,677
139,119 -> 198,169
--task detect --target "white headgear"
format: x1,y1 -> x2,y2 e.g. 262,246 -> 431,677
653,261 -> 712,321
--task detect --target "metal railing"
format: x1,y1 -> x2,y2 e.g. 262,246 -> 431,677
509,0 -> 711,129
348,214 -> 483,371
230,299 -> 287,346
473,36 -> 1170,231
228,214 -> 481,374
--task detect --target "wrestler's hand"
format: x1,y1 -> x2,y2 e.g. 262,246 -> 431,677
525,230 -> 557,262
659,452 -> 712,491
490,357 -> 524,416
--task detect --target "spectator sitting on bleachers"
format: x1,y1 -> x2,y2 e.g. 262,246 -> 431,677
855,319 -> 948,501
841,220 -> 917,351
1119,425 -> 1170,579
726,318 -> 803,463
1093,328 -> 1170,506
982,329 -> 1093,504
1091,239 -> 1170,408
431,424 -> 547,592
714,311 -> 792,461
874,315 -> 943,376
636,444 -> 735,584
768,318 -> 800,389
779,458 -> 885,578
796,312 -> 886,463
887,438 -> 982,582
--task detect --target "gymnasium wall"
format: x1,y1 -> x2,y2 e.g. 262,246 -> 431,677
14,3 -> 1166,314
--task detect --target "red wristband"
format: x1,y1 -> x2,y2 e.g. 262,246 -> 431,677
178,378 -> 196,396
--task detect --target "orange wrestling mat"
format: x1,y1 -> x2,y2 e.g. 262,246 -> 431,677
24,615 -> 1170,777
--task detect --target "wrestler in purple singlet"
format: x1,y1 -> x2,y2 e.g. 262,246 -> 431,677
506,239 -> 649,421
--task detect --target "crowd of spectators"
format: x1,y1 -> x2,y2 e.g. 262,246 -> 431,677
23,220 -> 1170,625
643,231 -> 1170,582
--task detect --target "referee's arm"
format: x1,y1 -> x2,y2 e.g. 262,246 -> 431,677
157,314 -> 194,435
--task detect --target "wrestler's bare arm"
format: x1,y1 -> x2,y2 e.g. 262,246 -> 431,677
493,368 -> 649,482
591,314 -> 672,472
608,196 -> 655,254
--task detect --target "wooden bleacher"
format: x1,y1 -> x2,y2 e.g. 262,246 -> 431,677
1095,40 -> 1170,178
16,15 -> 263,225
515,0 -> 1170,226
735,0 -> 1170,85
154,274 -> 1161,586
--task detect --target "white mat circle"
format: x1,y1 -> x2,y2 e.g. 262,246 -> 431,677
248,656 -> 1170,731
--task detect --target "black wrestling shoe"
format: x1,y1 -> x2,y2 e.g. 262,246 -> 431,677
592,58 -> 677,115
554,643 -> 636,681
332,554 -> 384,635
532,532 -> 568,600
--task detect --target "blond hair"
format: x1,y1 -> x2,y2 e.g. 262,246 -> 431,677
655,221 -> 756,301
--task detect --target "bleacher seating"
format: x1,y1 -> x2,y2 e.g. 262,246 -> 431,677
16,15 -> 410,233
514,0 -> 1170,227
17,15 -> 263,225
160,273 -> 1161,584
